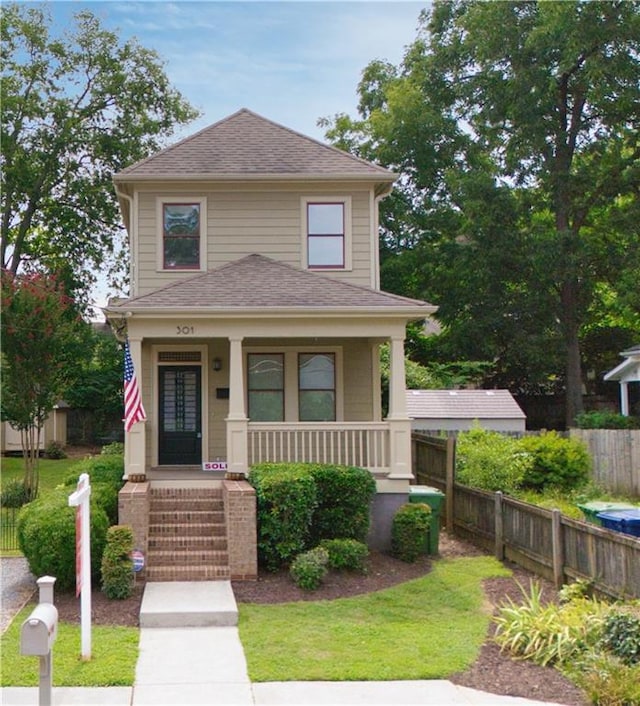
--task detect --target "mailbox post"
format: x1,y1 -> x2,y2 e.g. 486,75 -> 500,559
21,576 -> 58,706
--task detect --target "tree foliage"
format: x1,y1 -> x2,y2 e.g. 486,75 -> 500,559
323,0 -> 640,426
0,3 -> 199,306
1,271 -> 85,496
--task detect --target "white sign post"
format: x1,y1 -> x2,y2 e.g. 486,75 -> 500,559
68,473 -> 91,660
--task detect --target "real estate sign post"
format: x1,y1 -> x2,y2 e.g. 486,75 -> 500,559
68,473 -> 92,660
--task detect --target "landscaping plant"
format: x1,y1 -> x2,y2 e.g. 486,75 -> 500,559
391,502 -> 431,563
456,426 -> 532,494
101,525 -> 135,599
17,487 -> 109,590
319,538 -> 369,573
518,431 -> 591,492
289,547 -> 329,590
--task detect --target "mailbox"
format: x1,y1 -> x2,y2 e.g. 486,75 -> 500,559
21,603 -> 58,656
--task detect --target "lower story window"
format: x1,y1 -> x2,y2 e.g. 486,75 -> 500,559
299,353 -> 335,421
248,353 -> 284,421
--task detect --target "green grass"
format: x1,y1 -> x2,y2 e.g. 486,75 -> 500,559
1,604 -> 139,686
516,484 -> 638,521
0,456 -> 81,495
239,555 -> 511,682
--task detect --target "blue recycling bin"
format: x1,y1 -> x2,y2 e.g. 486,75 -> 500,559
596,508 -> 640,538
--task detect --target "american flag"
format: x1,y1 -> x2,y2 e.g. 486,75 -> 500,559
124,340 -> 146,432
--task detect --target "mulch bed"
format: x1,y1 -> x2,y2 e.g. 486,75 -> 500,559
51,531 -> 588,705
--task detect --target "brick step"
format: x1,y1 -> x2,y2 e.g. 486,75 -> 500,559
148,510 -> 225,524
147,549 -> 229,567
145,564 -> 231,582
150,488 -> 222,500
150,498 -> 223,512
148,522 -> 227,538
148,535 -> 227,551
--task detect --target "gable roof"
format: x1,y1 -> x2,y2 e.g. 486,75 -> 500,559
604,343 -> 640,382
406,389 -> 526,420
106,254 -> 435,316
114,109 -> 396,184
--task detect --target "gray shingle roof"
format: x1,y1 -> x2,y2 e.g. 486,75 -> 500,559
114,109 -> 396,181
108,254 -> 435,313
406,390 -> 526,419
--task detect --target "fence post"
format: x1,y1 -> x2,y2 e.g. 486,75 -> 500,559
494,491 -> 504,561
552,509 -> 564,590
445,436 -> 455,533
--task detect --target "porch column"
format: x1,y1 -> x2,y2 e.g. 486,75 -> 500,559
620,381 -> 629,416
226,336 -> 249,475
387,335 -> 412,480
124,337 -> 146,480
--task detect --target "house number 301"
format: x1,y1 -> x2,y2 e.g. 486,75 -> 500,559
176,325 -> 195,335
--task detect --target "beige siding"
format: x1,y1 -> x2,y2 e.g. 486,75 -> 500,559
134,183 -> 374,296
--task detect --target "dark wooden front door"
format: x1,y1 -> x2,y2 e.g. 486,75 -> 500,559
158,366 -> 202,465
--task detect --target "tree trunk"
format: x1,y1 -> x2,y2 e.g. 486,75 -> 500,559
561,280 -> 584,428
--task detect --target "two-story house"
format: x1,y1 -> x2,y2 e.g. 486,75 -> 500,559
106,109 -> 436,581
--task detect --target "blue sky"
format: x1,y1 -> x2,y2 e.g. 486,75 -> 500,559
45,1 -> 427,140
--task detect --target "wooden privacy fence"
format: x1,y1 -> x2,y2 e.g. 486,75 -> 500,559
412,433 -> 640,599
570,429 -> 640,497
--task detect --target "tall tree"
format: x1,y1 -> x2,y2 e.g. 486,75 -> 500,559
323,0 -> 640,426
1,271 -> 86,497
1,3 -> 199,305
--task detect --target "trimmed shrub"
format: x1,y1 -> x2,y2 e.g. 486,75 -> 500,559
92,482 -> 120,525
320,538 -> 369,573
600,610 -> 640,666
307,464 -> 376,543
391,502 -> 431,563
44,440 -> 67,459
575,411 -> 640,429
456,426 -> 532,493
101,525 -> 134,599
17,487 -> 109,591
63,453 -> 125,490
101,441 -> 125,456
289,547 -> 329,590
1,479 -> 32,508
517,432 -> 591,492
249,463 -> 318,571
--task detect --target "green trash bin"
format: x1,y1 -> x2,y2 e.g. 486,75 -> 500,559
409,485 -> 445,555
577,501 -> 636,525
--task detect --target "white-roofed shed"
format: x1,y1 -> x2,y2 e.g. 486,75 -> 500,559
407,389 -> 526,433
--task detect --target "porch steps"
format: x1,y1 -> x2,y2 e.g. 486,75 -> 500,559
139,580 -> 238,628
146,486 -> 230,582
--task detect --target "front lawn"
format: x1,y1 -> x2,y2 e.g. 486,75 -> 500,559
1,456 -> 80,495
0,605 -> 139,686
239,555 -> 510,681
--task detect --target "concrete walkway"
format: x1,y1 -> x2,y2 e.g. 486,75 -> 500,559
2,581 -> 570,706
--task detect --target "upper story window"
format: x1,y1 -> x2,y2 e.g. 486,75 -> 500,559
302,197 -> 352,271
158,197 -> 206,271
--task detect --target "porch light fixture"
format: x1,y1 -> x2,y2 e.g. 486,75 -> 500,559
213,357 -> 222,372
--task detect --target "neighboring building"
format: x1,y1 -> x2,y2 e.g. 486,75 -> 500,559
407,389 -> 526,434
604,344 -> 640,416
105,109 -> 436,576
0,403 -> 69,455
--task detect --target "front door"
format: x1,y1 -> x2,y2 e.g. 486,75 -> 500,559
158,366 -> 202,465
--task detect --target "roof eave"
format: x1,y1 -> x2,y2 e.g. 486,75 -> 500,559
103,305 -> 436,319
112,172 -> 398,184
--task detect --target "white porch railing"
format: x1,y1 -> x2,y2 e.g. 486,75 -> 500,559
247,422 -> 390,472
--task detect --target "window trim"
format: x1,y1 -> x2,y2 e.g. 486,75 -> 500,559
156,196 -> 207,272
301,196 -> 352,271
